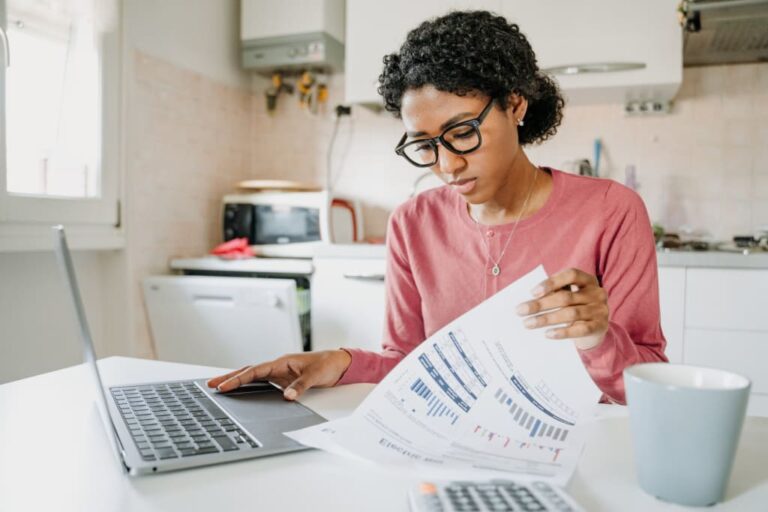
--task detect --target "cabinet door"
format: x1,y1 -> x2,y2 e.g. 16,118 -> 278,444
685,268 -> 768,331
657,267 -> 685,363
345,0 -> 502,104
684,329 -> 768,394
499,0 -> 681,103
684,328 -> 768,417
311,256 -> 387,351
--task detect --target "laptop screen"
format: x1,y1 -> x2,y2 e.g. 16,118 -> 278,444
52,225 -> 125,462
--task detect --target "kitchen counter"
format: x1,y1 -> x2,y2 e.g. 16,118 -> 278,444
170,256 -> 314,275
313,242 -> 387,259
170,246 -> 768,273
656,250 -> 768,269
318,244 -> 768,269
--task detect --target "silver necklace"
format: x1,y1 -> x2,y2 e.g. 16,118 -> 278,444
474,168 -> 538,278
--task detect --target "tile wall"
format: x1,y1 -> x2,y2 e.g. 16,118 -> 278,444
126,51 -> 252,356
250,63 -> 768,241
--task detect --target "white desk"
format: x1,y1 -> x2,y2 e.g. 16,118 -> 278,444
0,357 -> 766,512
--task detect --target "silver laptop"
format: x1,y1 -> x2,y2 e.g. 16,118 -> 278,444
52,225 -> 325,476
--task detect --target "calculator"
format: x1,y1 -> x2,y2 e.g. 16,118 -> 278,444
408,479 -> 584,512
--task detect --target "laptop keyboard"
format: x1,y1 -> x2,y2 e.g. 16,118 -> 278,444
110,381 -> 259,462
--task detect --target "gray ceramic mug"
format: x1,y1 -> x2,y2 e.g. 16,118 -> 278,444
624,363 -> 751,507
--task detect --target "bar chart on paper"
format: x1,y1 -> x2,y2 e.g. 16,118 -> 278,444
405,378 -> 460,425
494,388 -> 570,441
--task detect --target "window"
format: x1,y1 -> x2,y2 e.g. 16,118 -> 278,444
0,0 -> 119,230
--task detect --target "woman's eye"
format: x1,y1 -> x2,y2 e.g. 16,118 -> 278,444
453,129 -> 474,139
414,143 -> 432,152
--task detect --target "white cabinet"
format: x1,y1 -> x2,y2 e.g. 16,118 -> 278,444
344,0 -> 501,106
311,249 -> 387,352
685,329 -> 768,395
500,0 -> 681,104
685,269 -> 768,330
682,268 -> 768,417
345,0 -> 681,106
657,267 -> 685,364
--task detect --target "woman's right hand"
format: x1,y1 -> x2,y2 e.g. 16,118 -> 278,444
205,349 -> 353,401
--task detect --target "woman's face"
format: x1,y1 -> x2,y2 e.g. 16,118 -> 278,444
400,86 -> 527,204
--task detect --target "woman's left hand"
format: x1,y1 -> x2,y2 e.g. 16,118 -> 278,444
516,268 -> 610,350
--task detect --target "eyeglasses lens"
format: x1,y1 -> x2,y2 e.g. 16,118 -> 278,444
402,125 -> 480,167
443,124 -> 480,152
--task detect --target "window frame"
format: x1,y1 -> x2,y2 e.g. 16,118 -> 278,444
0,0 -> 122,250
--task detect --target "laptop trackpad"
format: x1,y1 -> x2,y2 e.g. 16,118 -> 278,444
199,380 -> 324,440
214,389 -> 311,421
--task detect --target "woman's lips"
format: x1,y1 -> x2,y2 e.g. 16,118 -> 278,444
450,177 -> 477,195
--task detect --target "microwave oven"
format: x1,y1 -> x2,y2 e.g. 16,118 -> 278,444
222,190 -> 363,258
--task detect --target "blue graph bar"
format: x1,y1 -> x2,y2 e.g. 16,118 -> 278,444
447,332 -> 487,387
410,377 -> 460,425
531,419 -> 541,437
419,354 -> 471,413
433,343 -> 478,400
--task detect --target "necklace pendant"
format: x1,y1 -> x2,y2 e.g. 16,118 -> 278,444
491,264 -> 500,276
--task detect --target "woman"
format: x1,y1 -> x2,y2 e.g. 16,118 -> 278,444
208,11 -> 667,404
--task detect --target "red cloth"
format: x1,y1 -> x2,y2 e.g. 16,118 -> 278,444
210,238 -> 255,259
337,169 -> 667,404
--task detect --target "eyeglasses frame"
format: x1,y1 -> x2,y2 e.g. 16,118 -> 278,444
394,97 -> 496,168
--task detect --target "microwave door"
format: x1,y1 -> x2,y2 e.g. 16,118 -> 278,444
254,205 -> 321,245
223,204 -> 256,243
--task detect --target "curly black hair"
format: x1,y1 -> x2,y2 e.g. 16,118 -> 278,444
378,10 -> 564,146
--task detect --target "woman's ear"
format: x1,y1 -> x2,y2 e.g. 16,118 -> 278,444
506,93 -> 528,125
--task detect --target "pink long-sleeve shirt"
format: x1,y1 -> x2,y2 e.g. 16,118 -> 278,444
337,168 -> 668,403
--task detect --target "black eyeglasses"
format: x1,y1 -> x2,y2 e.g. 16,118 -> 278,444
394,98 -> 495,168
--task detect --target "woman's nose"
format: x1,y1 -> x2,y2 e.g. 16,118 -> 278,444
435,145 -> 466,176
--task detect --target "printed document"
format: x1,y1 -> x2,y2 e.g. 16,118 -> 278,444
286,266 -> 602,484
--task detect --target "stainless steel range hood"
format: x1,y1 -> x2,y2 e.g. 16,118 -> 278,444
681,0 -> 768,66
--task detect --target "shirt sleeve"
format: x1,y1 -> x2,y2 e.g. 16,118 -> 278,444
578,184 -> 668,404
336,208 -> 426,385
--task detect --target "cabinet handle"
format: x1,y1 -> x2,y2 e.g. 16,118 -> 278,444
343,272 -> 385,282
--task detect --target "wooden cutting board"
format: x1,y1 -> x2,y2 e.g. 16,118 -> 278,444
237,179 -> 323,191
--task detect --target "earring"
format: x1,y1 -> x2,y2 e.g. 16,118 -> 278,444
517,118 -> 525,127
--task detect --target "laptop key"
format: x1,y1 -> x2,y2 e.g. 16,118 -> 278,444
212,435 -> 239,452
157,448 -> 177,460
196,396 -> 230,420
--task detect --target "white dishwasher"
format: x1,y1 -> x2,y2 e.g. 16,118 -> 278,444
144,257 -> 313,368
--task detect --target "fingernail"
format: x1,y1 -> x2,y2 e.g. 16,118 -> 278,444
284,388 -> 297,400
545,330 -> 557,339
516,303 -> 529,315
524,318 -> 537,328
531,286 -> 544,298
